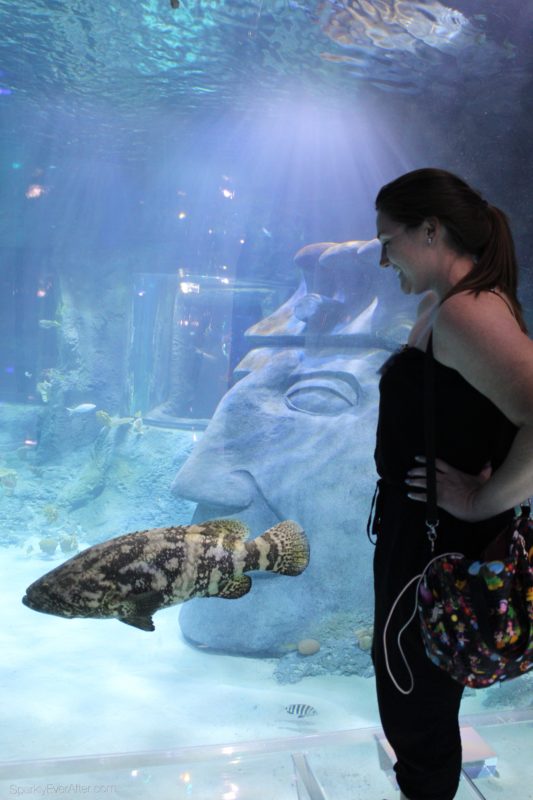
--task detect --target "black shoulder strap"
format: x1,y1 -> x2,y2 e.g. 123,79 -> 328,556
424,333 -> 439,528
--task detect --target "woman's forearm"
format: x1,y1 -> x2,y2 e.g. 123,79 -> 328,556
475,424 -> 533,517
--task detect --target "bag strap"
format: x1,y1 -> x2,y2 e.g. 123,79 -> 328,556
383,549 -> 464,694
424,333 -> 439,551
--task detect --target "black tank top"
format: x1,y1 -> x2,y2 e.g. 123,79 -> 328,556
375,338 -> 518,486
372,333 -> 518,559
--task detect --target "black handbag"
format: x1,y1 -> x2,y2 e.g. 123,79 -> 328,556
417,335 -> 533,688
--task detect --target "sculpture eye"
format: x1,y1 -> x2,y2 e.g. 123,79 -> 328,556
284,377 -> 359,416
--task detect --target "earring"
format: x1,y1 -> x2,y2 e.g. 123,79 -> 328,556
427,237 -> 433,245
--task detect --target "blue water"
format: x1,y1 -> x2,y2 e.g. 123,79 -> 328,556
1,0 -> 533,794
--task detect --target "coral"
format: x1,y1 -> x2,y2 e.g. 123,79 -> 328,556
42,505 -> 59,524
96,410 -> 113,427
114,416 -> 134,428
39,537 -> 58,556
0,467 -> 18,495
36,380 -> 52,404
354,626 -> 374,652
59,534 -> 79,553
59,427 -> 117,509
0,467 -> 17,490
35,368 -> 65,405
96,410 -> 134,430
131,417 -> 145,435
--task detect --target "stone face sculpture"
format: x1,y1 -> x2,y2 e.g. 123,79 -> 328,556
171,239 -> 417,655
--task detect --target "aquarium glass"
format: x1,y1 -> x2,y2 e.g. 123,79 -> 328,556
1,1 -> 533,797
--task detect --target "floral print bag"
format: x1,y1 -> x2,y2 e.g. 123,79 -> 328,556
417,337 -> 533,688
418,504 -> 533,688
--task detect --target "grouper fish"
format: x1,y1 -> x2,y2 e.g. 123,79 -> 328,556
22,519 -> 309,631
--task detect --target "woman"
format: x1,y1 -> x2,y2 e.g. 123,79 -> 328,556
370,168 -> 533,800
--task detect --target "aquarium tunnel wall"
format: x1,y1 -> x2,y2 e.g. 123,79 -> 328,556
1,1 -> 533,798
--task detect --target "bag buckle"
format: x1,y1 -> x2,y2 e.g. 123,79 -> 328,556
425,519 -> 439,552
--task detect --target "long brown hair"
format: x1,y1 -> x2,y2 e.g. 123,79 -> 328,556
375,168 -> 527,333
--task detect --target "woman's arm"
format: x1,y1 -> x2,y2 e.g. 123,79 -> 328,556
406,290 -> 533,521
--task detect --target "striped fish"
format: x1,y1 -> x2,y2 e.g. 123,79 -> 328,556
285,704 -> 318,719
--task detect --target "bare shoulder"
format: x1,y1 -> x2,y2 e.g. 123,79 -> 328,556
433,291 -> 533,426
434,290 -> 522,348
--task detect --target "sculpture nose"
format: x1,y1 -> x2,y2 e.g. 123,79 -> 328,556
172,460 -> 255,510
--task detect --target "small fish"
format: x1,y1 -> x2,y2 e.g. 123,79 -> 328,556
38,319 -> 61,330
285,704 -> 318,719
170,0 -> 179,7
22,519 -> 309,631
66,403 -> 97,415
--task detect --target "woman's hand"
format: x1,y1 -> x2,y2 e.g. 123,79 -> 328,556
405,457 -> 493,522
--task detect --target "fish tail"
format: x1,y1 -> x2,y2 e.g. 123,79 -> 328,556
252,521 -> 309,576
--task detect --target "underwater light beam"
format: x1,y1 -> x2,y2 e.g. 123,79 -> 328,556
223,97 -> 411,240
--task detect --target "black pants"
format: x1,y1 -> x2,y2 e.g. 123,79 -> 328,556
370,480 -> 513,799
373,616 -> 464,800
371,484 -> 467,800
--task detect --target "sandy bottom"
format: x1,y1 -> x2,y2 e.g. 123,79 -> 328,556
1,547 -> 382,762
3,547 -> 531,799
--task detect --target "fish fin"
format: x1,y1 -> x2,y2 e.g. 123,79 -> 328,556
117,591 -> 161,631
254,521 -> 310,576
217,575 -> 251,599
194,518 -> 250,540
118,614 -> 155,632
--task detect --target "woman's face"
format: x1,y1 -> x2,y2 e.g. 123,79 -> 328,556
376,210 -> 430,295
